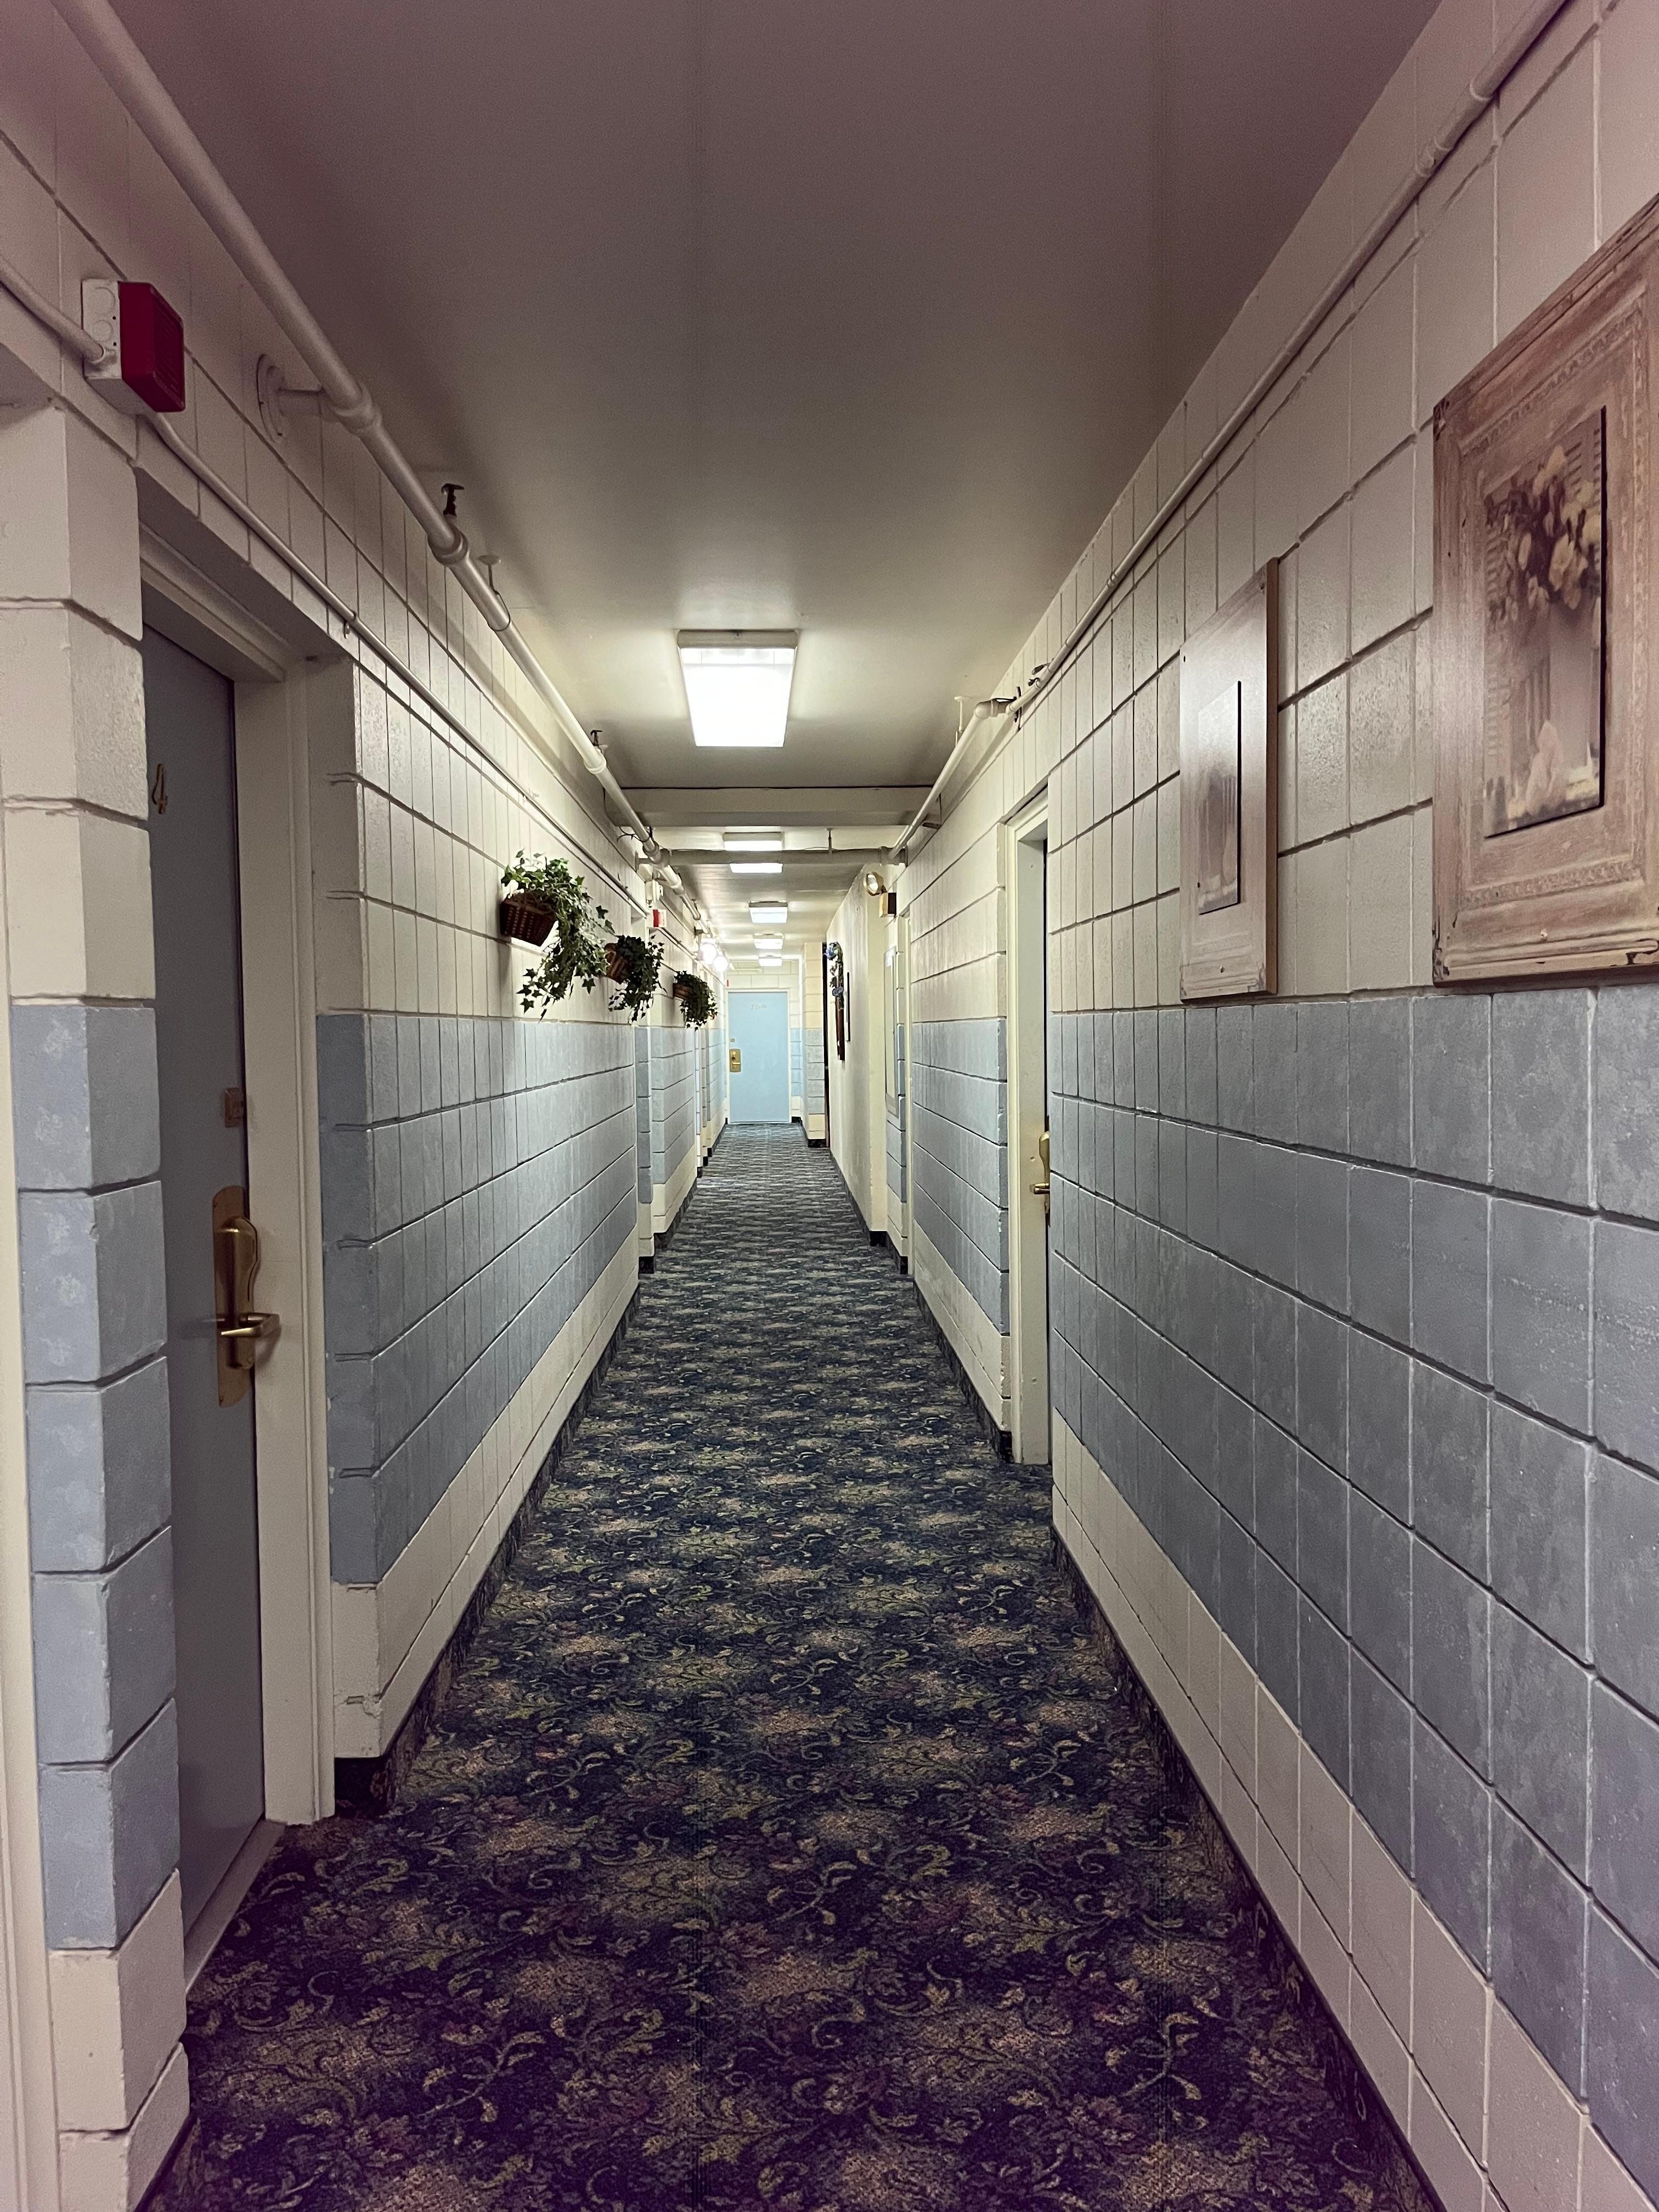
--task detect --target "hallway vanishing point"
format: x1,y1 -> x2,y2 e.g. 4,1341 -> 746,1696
162,1128 -> 1427,2212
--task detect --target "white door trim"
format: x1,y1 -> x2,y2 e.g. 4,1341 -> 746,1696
140,545 -> 337,1825
1005,797 -> 1051,1467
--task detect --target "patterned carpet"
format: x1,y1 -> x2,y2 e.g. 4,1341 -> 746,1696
161,1125 -> 1430,2212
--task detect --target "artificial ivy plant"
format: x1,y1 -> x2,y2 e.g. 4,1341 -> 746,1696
674,970 -> 716,1028
606,932 -> 664,1021
500,851 -> 608,1017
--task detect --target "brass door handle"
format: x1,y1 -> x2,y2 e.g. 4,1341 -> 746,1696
1030,1180 -> 1051,1195
213,1189 -> 280,1403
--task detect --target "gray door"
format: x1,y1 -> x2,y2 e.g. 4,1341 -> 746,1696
143,630 -> 264,1933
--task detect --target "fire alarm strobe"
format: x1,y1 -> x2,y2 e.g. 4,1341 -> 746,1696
81,279 -> 187,414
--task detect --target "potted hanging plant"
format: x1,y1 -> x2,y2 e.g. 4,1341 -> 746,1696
500,851 -> 608,1016
673,970 -> 715,1028
606,932 -> 664,1021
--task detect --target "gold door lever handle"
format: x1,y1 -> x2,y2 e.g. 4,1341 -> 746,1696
1030,1180 -> 1051,1195
213,1189 -> 280,1402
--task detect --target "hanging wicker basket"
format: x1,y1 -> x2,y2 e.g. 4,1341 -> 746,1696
499,894 -> 555,947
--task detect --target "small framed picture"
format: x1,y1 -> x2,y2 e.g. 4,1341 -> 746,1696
1180,561 -> 1279,999
1434,196 -> 1659,983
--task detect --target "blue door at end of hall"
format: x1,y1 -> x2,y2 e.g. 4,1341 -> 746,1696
728,991 -> 791,1122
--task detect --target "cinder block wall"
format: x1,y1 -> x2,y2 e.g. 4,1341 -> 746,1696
898,2 -> 1659,2208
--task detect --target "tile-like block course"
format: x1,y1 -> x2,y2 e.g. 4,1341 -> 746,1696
1593,1221 -> 1659,1475
9,1003 -> 160,1190
910,1018 -> 1009,1334
1492,1799 -> 1589,2094
31,1530 -> 174,1765
38,1702 -> 179,1950
47,1872 -> 185,2134
318,1011 -> 637,1584
18,1182 -> 166,1384
25,1357 -> 170,1573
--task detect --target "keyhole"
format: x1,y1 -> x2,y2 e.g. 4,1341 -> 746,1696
150,762 -> 168,814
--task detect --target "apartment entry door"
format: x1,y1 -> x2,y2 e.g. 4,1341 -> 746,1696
142,631 -> 266,1935
727,991 -> 790,1122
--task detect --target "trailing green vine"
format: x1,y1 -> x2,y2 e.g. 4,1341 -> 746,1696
501,852 -> 608,1016
674,971 -> 716,1028
607,933 -> 665,1021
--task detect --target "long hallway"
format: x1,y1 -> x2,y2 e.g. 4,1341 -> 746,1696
161,1129 -> 1423,2211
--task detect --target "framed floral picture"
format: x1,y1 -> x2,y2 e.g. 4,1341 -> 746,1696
1180,562 -> 1279,999
1433,195 -> 1659,983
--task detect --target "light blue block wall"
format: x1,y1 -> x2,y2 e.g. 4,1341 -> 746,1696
317,1012 -> 636,1585
909,1017 -> 1007,1330
10,1003 -> 178,1949
648,1022 -> 697,1193
1045,989 -> 1659,2129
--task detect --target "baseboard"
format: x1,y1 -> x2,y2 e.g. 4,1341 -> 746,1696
1049,1530 -> 1438,2212
333,1287 -> 641,1817
910,1286 -> 1012,1459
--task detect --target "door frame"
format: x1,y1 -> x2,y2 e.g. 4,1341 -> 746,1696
141,538 -> 336,1825
1005,795 -> 1051,1467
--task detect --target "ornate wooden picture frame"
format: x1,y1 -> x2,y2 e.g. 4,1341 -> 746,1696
1434,196 -> 1659,982
1180,561 -> 1279,1000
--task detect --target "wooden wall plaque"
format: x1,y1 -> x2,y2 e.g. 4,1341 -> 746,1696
1180,561 -> 1279,1000
1434,196 -> 1659,983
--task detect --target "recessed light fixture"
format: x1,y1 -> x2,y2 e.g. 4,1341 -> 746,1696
749,901 -> 788,926
729,860 -> 782,876
723,833 -> 783,854
758,955 -> 783,968
678,630 -> 797,748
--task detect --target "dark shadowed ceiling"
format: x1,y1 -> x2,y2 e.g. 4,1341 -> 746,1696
111,0 -> 1434,938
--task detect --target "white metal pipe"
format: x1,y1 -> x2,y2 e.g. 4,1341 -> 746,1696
51,0 -> 649,845
0,248 -> 105,362
146,417 -> 667,911
889,699 -> 1009,860
968,0 -> 1576,752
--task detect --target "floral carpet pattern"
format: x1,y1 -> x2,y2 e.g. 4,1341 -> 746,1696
162,1126 -> 1430,2212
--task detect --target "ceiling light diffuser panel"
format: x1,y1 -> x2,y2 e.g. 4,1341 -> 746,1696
749,901 -> 788,925
678,631 -> 797,748
729,860 -> 782,875
723,833 -> 783,853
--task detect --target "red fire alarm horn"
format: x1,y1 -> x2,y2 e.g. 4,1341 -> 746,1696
81,279 -> 187,415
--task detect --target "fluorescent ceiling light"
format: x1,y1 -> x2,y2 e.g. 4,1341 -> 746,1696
729,860 -> 782,876
753,935 -> 783,952
723,833 -> 783,853
749,901 -> 788,926
678,630 -> 797,748
758,955 -> 783,968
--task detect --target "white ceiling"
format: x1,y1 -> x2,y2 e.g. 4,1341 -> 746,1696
112,0 -> 1435,944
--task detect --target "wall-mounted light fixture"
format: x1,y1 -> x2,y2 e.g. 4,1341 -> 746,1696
863,868 -> 886,897
678,631 -> 797,748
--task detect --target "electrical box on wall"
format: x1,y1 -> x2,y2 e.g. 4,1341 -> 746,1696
81,279 -> 187,414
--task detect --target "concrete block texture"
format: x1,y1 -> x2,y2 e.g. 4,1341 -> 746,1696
10,1003 -> 160,1191
18,1182 -> 166,1383
38,1701 -> 179,1949
25,1357 -> 170,1572
32,1530 -> 175,1765
316,1012 -> 639,1583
